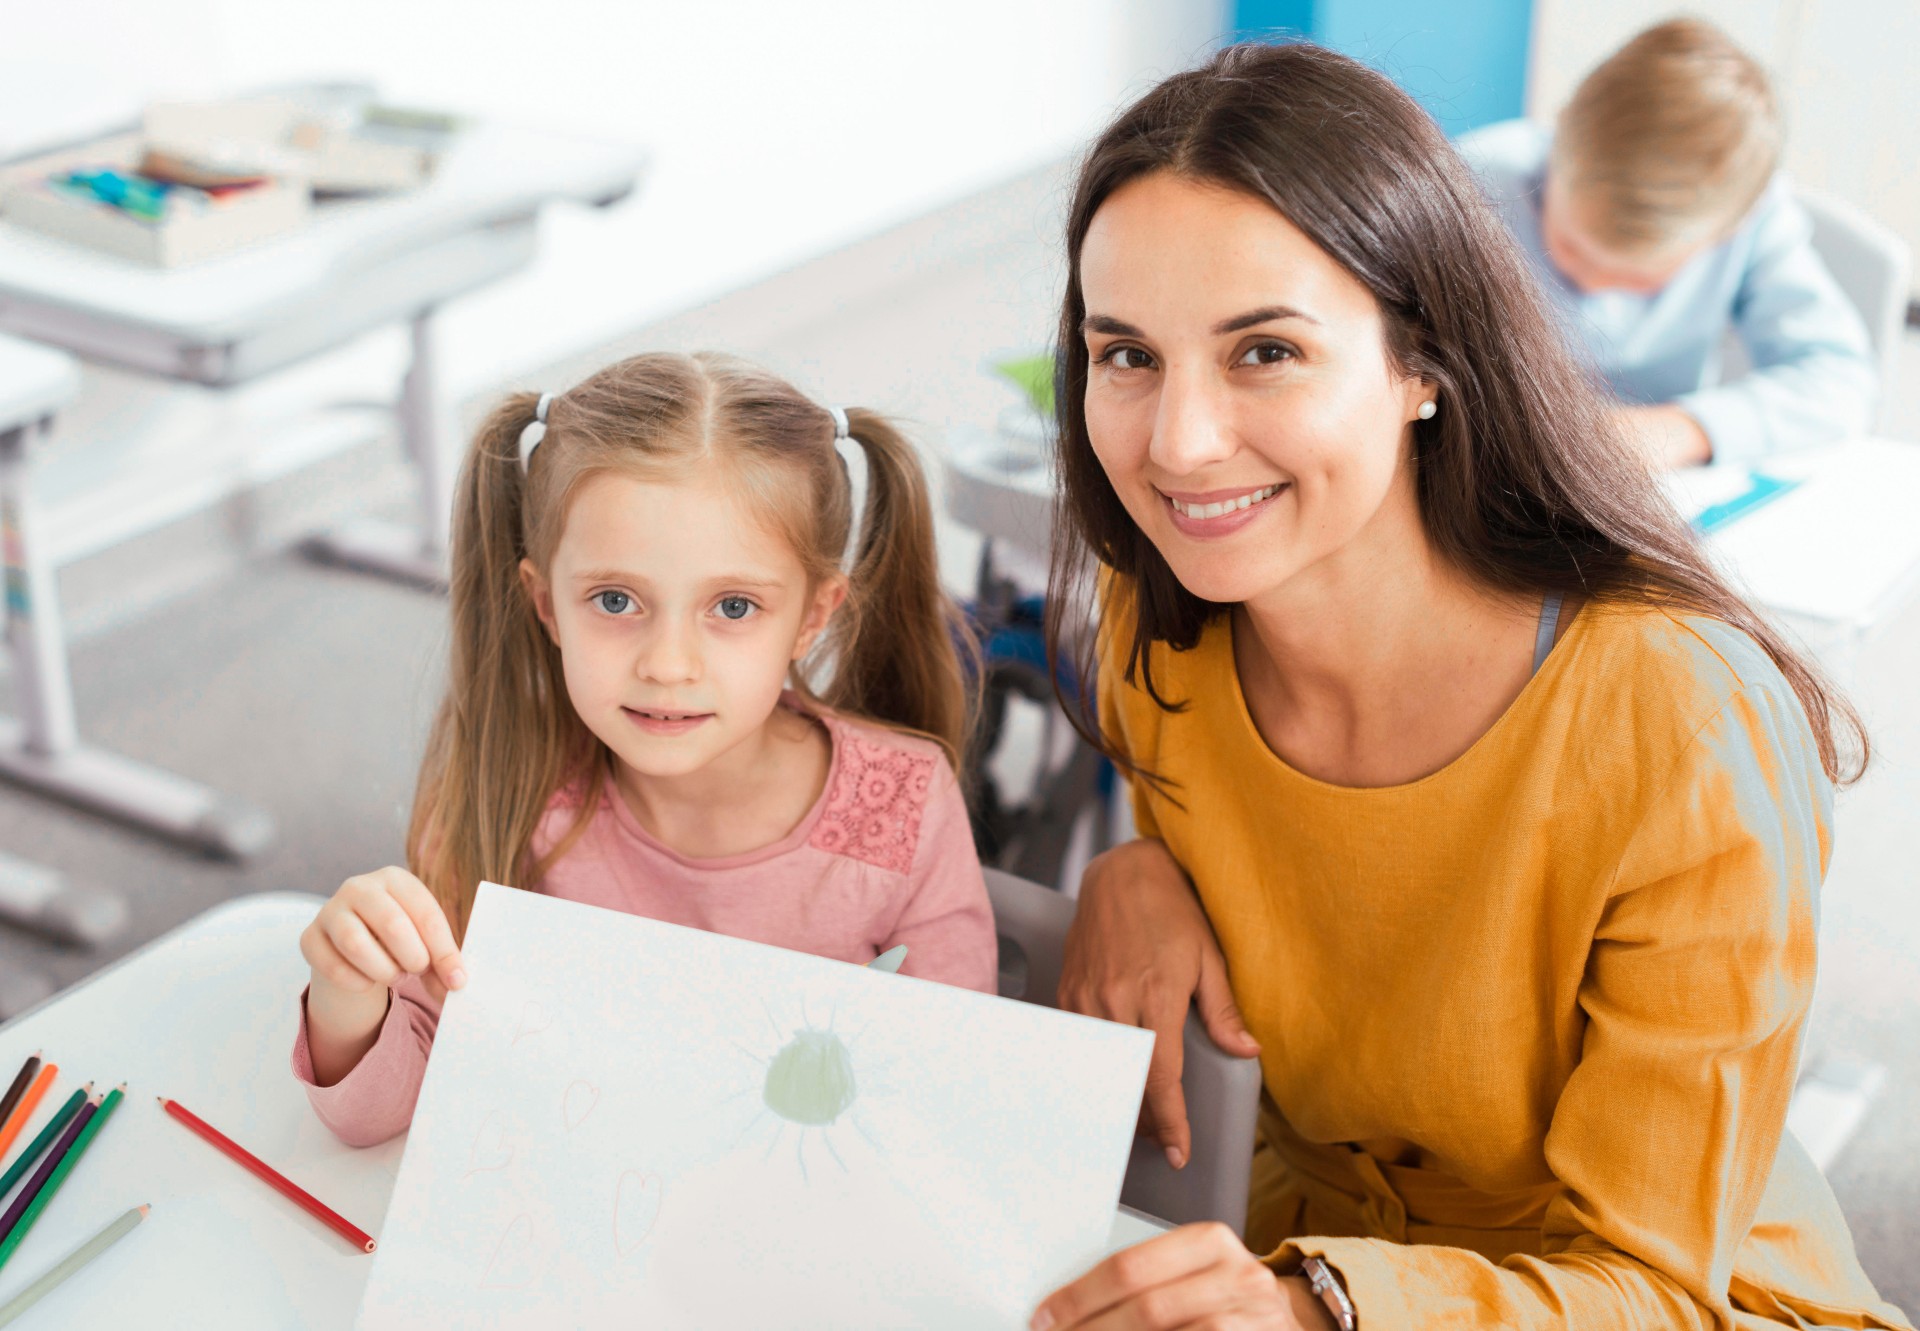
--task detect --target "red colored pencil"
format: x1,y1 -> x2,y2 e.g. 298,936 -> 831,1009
158,1097 -> 376,1253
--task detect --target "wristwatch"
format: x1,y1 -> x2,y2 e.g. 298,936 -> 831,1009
1302,1256 -> 1358,1330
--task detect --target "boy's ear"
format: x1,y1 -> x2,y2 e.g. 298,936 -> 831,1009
793,574 -> 850,661
520,559 -> 559,643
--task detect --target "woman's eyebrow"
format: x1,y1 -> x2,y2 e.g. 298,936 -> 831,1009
1213,304 -> 1318,333
1081,306 -> 1320,338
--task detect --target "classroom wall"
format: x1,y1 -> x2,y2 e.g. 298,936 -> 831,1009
1529,0 -> 1920,283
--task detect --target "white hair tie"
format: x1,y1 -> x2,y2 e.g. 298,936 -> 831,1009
829,405 -> 866,567
518,392 -> 555,471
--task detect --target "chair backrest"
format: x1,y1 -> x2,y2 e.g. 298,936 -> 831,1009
984,867 -> 1264,1234
1801,191 -> 1911,434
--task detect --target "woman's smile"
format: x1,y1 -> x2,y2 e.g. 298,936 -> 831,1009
1159,481 -> 1288,537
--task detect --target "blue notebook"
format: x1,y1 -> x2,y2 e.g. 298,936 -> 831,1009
1693,472 -> 1800,533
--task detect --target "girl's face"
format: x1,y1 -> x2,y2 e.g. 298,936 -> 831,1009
523,470 -> 844,781
1077,172 -> 1433,608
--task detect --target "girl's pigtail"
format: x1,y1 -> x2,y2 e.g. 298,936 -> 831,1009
408,394 -> 583,939
828,410 -> 978,770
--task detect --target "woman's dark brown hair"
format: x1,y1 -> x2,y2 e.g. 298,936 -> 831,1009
1046,41 -> 1865,785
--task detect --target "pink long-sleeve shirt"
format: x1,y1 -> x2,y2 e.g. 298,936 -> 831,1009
292,705 -> 998,1146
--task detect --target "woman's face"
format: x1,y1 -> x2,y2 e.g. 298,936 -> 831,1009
1078,171 -> 1433,608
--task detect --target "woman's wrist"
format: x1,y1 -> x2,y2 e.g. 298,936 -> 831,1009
1279,1274 -> 1342,1330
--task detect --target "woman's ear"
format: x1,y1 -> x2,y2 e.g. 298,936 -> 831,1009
519,559 -> 560,644
793,574 -> 850,661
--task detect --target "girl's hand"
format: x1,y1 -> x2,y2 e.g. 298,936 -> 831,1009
1058,839 -> 1260,1169
1030,1224 -> 1336,1330
300,868 -> 466,1084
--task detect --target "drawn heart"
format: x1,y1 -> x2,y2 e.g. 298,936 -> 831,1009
510,1000 -> 553,1046
563,1080 -> 600,1132
463,1110 -> 513,1177
478,1213 -> 538,1290
613,1171 -> 663,1257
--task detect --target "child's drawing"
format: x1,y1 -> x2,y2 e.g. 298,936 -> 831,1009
477,1214 -> 538,1290
462,1109 -> 514,1178
612,1171 -> 663,1257
562,1079 -> 599,1132
510,1000 -> 553,1046
730,995 -> 883,1181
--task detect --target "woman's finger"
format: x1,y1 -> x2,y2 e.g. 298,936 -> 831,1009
1139,984 -> 1193,1167
1032,1224 -> 1247,1331
387,873 -> 467,991
1194,948 -> 1261,1060
325,910 -> 402,987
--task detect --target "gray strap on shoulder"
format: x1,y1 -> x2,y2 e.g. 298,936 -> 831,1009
1532,592 -> 1563,677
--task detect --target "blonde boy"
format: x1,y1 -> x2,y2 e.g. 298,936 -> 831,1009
1461,18 -> 1877,468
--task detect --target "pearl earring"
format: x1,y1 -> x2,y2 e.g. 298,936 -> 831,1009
1417,400 -> 1437,420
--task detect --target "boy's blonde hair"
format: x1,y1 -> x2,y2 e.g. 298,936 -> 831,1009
410,351 -> 976,937
1552,18 -> 1781,256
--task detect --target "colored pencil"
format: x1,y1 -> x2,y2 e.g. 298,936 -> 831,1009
0,1204 -> 148,1327
158,1097 -> 376,1253
0,1056 -> 39,1140
0,1095 -> 94,1250
0,1062 -> 55,1165
0,1085 -> 86,1203
0,1085 -> 122,1274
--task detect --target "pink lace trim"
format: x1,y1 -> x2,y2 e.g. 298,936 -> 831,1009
809,732 -> 936,875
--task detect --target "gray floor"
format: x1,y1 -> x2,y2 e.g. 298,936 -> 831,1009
2,160 -> 1916,1313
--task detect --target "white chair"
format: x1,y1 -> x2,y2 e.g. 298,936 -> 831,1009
1801,191 -> 1912,435
985,867 -> 1265,1234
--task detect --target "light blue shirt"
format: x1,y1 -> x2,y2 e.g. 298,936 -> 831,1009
1458,119 -> 1878,466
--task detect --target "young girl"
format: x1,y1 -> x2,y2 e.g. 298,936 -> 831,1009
291,352 -> 997,1146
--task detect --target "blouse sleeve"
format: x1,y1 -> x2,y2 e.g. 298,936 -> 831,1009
290,974 -> 441,1147
1270,681 -> 1853,1328
880,757 -> 999,995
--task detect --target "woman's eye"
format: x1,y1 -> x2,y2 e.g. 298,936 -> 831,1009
716,596 -> 756,621
593,591 -> 633,615
1237,342 -> 1296,367
1104,346 -> 1155,372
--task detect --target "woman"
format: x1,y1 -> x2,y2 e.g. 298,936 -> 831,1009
1028,43 -> 1909,1331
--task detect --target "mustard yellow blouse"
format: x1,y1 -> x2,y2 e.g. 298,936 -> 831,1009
1099,594 -> 1910,1330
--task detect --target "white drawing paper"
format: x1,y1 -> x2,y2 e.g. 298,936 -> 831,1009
355,882 -> 1153,1329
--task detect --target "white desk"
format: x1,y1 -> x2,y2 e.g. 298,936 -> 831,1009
0,97 -> 646,858
1669,439 -> 1920,678
0,894 -> 1168,1327
0,333 -> 126,963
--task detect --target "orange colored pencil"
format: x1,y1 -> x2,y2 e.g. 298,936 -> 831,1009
0,1061 -> 56,1161
158,1098 -> 375,1253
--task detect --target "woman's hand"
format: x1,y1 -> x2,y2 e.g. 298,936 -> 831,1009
299,867 -> 466,1085
1030,1224 -> 1336,1330
1058,839 -> 1260,1168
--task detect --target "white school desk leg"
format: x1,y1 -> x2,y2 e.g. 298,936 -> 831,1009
0,421 -> 274,870
306,307 -> 455,589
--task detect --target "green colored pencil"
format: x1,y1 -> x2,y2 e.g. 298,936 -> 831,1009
0,1085 -> 123,1274
0,1204 -> 147,1326
0,1086 -> 89,1203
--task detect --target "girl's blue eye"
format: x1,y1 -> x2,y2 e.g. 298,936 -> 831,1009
594,591 -> 632,615
716,596 -> 755,621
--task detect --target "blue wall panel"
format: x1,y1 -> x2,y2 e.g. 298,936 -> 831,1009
1231,0 -> 1534,136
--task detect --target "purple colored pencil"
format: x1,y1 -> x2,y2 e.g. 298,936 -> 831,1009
0,1094 -> 96,1246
